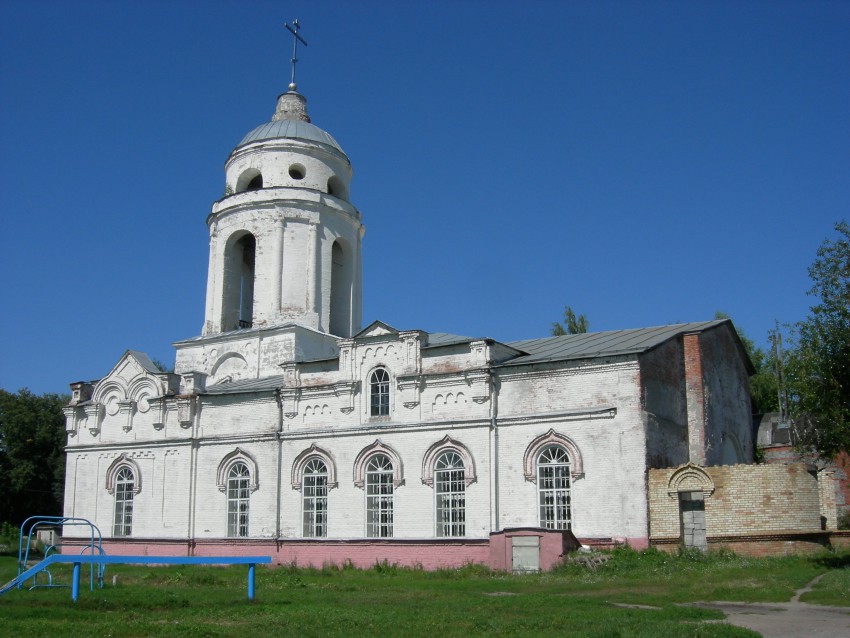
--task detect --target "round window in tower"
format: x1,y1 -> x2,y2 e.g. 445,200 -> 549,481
289,163 -> 306,180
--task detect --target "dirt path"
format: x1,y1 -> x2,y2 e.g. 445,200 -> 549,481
691,574 -> 850,637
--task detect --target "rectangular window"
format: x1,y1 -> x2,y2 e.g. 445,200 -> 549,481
303,474 -> 328,537
370,369 -> 390,416
113,483 -> 133,537
366,476 -> 393,537
227,464 -> 251,538
538,464 -> 571,530
436,467 -> 466,537
113,467 -> 135,537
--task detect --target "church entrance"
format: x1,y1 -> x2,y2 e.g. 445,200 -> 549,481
678,491 -> 707,551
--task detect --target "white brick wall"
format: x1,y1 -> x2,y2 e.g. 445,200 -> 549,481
66,327 -> 688,545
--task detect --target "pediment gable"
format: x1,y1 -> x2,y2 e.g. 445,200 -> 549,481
92,350 -> 168,405
105,350 -> 161,381
354,320 -> 399,339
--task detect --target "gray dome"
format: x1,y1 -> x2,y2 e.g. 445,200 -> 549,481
237,119 -> 346,156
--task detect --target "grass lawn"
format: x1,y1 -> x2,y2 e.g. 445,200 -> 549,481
1,548 -> 847,637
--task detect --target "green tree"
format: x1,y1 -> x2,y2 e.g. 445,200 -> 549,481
552,306 -> 589,336
786,221 -> 850,458
151,357 -> 174,373
0,389 -> 68,526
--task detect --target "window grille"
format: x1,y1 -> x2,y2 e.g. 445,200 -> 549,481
537,445 -> 571,530
227,462 -> 251,537
303,458 -> 328,537
435,451 -> 465,537
366,454 -> 394,537
113,466 -> 134,537
370,368 -> 390,416
772,422 -> 792,445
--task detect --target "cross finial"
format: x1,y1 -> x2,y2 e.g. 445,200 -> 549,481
284,19 -> 308,92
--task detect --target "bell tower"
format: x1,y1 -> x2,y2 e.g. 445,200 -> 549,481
201,51 -> 363,338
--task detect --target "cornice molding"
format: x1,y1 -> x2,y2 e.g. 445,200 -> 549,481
497,359 -> 638,382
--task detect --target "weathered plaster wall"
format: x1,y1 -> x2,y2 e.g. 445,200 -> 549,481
495,359 -> 649,544
699,326 -> 753,465
639,338 -> 688,469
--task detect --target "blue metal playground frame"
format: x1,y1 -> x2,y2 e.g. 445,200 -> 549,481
5,554 -> 272,601
15,516 -> 106,593
1,516 -> 271,602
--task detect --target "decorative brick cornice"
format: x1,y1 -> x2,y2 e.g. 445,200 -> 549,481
290,444 -> 338,492
83,403 -> 103,437
105,454 -> 142,495
352,439 -> 404,489
523,429 -> 584,482
216,448 -> 259,493
666,463 -> 715,498
420,435 -> 477,488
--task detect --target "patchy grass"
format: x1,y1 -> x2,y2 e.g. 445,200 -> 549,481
550,546 -> 828,604
1,549 -> 847,637
798,552 -> 850,606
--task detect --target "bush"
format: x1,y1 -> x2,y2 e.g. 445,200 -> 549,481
0,522 -> 16,555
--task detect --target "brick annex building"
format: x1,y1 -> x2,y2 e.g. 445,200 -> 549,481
61,76 -> 840,569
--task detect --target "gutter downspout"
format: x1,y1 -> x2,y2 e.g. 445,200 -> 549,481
275,389 -> 284,543
489,368 -> 500,532
187,395 -> 202,556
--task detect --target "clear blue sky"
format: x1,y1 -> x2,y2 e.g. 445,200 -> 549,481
1,1 -> 847,396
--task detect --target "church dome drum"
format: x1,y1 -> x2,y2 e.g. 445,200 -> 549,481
203,88 -> 363,338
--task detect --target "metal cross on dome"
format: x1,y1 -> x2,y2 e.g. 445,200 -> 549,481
284,19 -> 307,92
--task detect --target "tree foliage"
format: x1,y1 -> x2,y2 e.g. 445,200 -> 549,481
0,389 -> 68,526
786,221 -> 850,458
552,306 -> 589,336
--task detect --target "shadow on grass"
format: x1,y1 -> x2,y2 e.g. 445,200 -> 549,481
809,552 -> 850,569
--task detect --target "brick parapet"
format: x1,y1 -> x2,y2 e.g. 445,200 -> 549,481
649,463 -> 824,540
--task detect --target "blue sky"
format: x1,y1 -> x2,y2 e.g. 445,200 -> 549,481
1,1 -> 847,395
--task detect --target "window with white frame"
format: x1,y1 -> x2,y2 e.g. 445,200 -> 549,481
434,451 -> 465,537
536,445 -> 571,530
227,461 -> 251,537
370,368 -> 390,416
303,457 -> 328,538
365,453 -> 394,537
113,466 -> 135,537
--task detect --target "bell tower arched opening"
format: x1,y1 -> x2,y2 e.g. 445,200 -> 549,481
222,232 -> 256,331
235,168 -> 263,193
329,239 -> 353,336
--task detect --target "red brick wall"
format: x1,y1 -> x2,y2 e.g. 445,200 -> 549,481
683,333 -> 706,464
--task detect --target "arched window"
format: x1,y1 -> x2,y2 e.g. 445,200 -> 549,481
236,234 -> 255,329
329,240 -> 353,337
434,451 -> 465,537
370,368 -> 390,416
246,174 -> 263,190
303,457 -> 328,538
327,175 -> 346,199
536,445 -> 571,530
113,466 -> 135,537
365,454 -> 394,537
235,168 -> 262,193
221,232 -> 256,331
227,462 -> 251,537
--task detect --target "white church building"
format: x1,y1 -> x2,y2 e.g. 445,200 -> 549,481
61,77 -> 755,570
